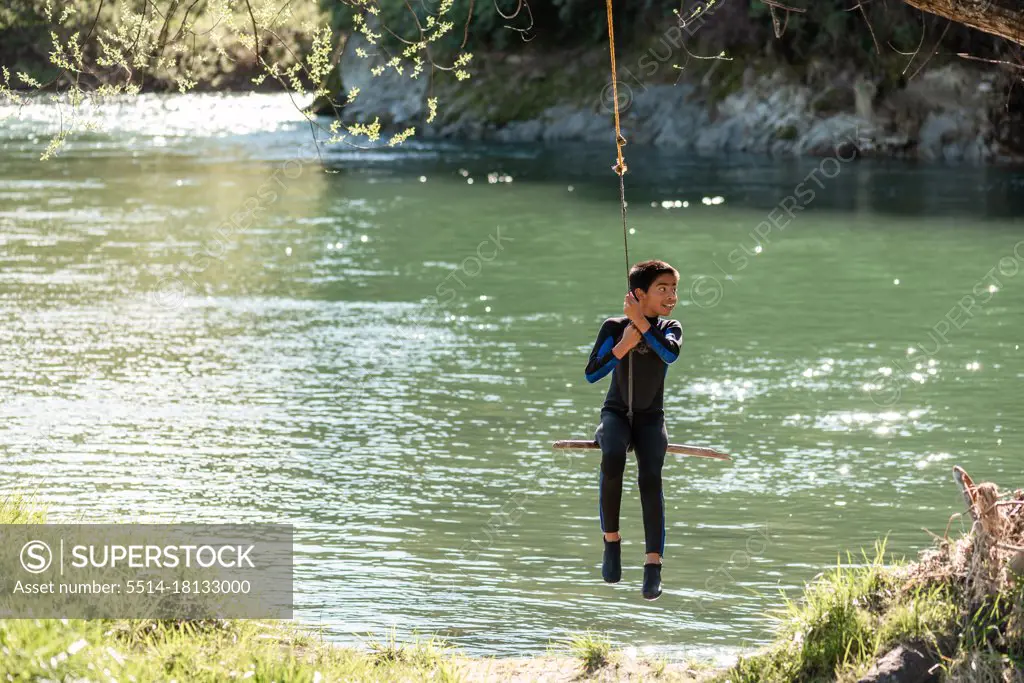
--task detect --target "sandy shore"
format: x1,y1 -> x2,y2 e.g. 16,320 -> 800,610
451,653 -> 713,682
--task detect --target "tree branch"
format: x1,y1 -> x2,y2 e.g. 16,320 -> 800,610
957,51 -> 1024,70
901,0 -> 1024,47
244,0 -> 260,63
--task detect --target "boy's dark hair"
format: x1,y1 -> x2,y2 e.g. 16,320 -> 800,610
628,260 -> 679,296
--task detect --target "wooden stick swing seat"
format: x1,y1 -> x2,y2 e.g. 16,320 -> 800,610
552,439 -> 732,461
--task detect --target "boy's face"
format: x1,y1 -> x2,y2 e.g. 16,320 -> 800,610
636,273 -> 678,317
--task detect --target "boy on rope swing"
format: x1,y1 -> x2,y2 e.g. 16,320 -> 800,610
584,259 -> 681,600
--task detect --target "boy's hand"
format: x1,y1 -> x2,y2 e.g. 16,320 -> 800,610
610,323 -> 643,360
618,290 -> 651,331
621,323 -> 642,347
613,323 -> 642,359
618,292 -> 643,325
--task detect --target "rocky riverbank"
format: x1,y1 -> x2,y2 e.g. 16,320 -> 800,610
335,31 -> 1024,164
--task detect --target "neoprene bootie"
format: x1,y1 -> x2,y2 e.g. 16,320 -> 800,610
642,562 -> 662,600
602,539 -> 621,583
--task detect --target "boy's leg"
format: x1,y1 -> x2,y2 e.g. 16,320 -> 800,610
633,416 -> 668,558
595,410 -> 630,537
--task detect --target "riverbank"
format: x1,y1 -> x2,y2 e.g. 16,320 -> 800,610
723,466 -> 1024,683
336,28 -> 1024,164
4,1 -> 1022,163
0,612 -> 712,682
0,495 -> 713,682
3,467 -> 1021,681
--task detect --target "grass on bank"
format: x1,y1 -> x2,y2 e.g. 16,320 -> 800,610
0,495 -> 466,682
2,616 -> 464,682
567,630 -> 615,674
0,495 -> 703,682
716,526 -> 1024,683
715,541 -> 958,683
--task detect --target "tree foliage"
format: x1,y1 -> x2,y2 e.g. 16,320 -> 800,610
0,0 -> 476,159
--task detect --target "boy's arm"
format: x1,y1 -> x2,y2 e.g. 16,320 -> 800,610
643,319 -> 682,364
585,320 -> 619,383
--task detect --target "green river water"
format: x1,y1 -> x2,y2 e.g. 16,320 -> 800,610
1,93 -> 1023,661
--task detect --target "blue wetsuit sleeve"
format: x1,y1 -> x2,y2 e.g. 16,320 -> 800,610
585,320 -> 619,383
643,319 -> 682,364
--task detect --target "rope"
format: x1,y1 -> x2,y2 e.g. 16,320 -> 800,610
604,0 -> 627,182
605,0 -> 633,428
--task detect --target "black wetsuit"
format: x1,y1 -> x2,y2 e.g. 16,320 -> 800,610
584,315 -> 683,556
